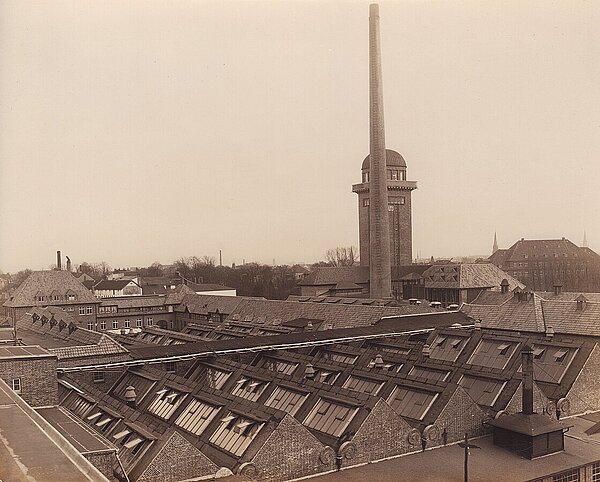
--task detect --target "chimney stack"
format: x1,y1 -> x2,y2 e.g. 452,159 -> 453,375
500,278 -> 509,294
124,385 -> 137,409
368,3 -> 392,299
56,251 -> 62,270
66,256 -> 72,272
521,346 -> 534,415
553,282 -> 563,296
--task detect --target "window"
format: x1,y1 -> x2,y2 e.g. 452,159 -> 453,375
87,321 -> 94,330
231,377 -> 268,402
148,388 -> 185,419
147,317 -> 153,326
37,295 -> 45,302
552,468 -> 579,482
112,320 -> 118,329
387,386 -> 438,420
318,351 -> 357,365
408,367 -> 450,383
93,371 -> 104,383
79,307 -> 85,315
86,306 -> 93,315
175,399 -> 220,435
100,320 -> 106,330
468,339 -> 518,369
342,375 -> 384,395
186,364 -> 231,389
136,318 -> 142,327
458,376 -> 506,406
591,462 -> 600,482
67,294 -> 76,301
362,171 -> 369,183
53,294 -> 61,301
304,399 -> 358,436
363,198 -> 370,207
265,387 -> 307,416
209,412 -> 264,456
165,362 -> 176,373
12,378 -> 21,393
124,319 -> 130,328
67,307 -> 74,312
262,358 -> 298,375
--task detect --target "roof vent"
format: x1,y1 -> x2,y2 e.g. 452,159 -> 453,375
422,344 -> 431,358
553,282 -> 563,296
373,353 -> 384,369
500,279 -> 509,294
474,319 -> 482,330
575,294 -> 588,311
304,364 -> 315,380
545,326 -> 555,339
306,321 -> 314,331
124,385 -> 137,408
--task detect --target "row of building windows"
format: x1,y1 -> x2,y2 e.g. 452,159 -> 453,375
86,318 -> 154,331
361,169 -> 407,183
362,197 -> 406,207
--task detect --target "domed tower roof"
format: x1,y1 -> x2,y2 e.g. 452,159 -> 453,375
362,149 -> 406,170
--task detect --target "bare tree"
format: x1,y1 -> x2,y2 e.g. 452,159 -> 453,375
325,247 -> 358,267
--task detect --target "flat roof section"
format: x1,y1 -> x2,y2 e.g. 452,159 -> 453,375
0,344 -> 52,359
0,384 -> 108,481
37,406 -> 116,454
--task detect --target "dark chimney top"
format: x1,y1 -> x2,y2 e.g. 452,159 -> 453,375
553,282 -> 563,296
521,345 -> 534,415
500,278 -> 509,294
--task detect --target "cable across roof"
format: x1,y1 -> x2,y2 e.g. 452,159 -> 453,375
56,323 -> 475,373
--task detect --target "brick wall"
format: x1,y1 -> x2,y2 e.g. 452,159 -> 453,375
0,356 -> 58,406
505,381 -> 551,415
136,430 -> 219,482
351,399 -> 416,465
248,414 -> 333,481
433,386 -> 489,444
84,451 -> 117,481
567,343 -> 600,415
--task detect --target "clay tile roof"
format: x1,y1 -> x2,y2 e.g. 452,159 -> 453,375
4,270 -> 99,308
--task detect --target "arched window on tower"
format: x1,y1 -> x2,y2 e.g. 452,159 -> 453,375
362,171 -> 370,183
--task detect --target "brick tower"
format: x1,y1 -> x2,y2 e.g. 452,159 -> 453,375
353,5 -> 417,290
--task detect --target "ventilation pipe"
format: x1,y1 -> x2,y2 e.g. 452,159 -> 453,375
521,346 -> 534,415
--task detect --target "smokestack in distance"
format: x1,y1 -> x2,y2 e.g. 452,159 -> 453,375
521,345 -> 534,415
56,251 -> 62,271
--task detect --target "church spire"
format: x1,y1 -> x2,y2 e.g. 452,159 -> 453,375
492,232 -> 499,254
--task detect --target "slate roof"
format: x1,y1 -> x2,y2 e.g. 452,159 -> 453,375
94,279 -> 140,291
57,324 -> 598,480
422,263 -> 524,290
225,298 -> 437,330
489,238 -> 600,264
176,294 -> 249,316
4,270 -> 99,308
298,265 -> 431,287
16,308 -> 129,360
462,290 -> 600,336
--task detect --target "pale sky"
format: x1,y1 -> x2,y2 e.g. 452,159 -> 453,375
1,0 -> 600,273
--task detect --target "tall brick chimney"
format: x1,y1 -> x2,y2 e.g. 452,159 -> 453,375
521,345 -> 534,415
56,251 -> 62,271
368,3 -> 392,299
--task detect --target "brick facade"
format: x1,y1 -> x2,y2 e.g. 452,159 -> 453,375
433,386 -> 489,443
505,381 -> 552,415
248,414 -> 333,481
0,356 -> 58,407
84,451 -> 117,482
136,430 -> 219,482
566,343 -> 600,415
351,399 -> 416,465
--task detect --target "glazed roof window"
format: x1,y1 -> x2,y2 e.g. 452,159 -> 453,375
209,412 -> 264,456
303,398 -> 358,437
342,375 -> 384,396
387,386 -> 438,421
318,350 -> 358,365
429,334 -> 467,362
148,387 -> 186,420
467,339 -> 519,369
458,376 -> 506,406
260,357 -> 298,375
264,387 -> 308,416
533,345 -> 578,383
408,367 -> 450,383
231,377 -> 268,402
186,364 -> 231,389
175,398 -> 221,435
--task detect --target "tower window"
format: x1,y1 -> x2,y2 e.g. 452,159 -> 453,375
362,172 -> 370,183
363,198 -> 370,207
